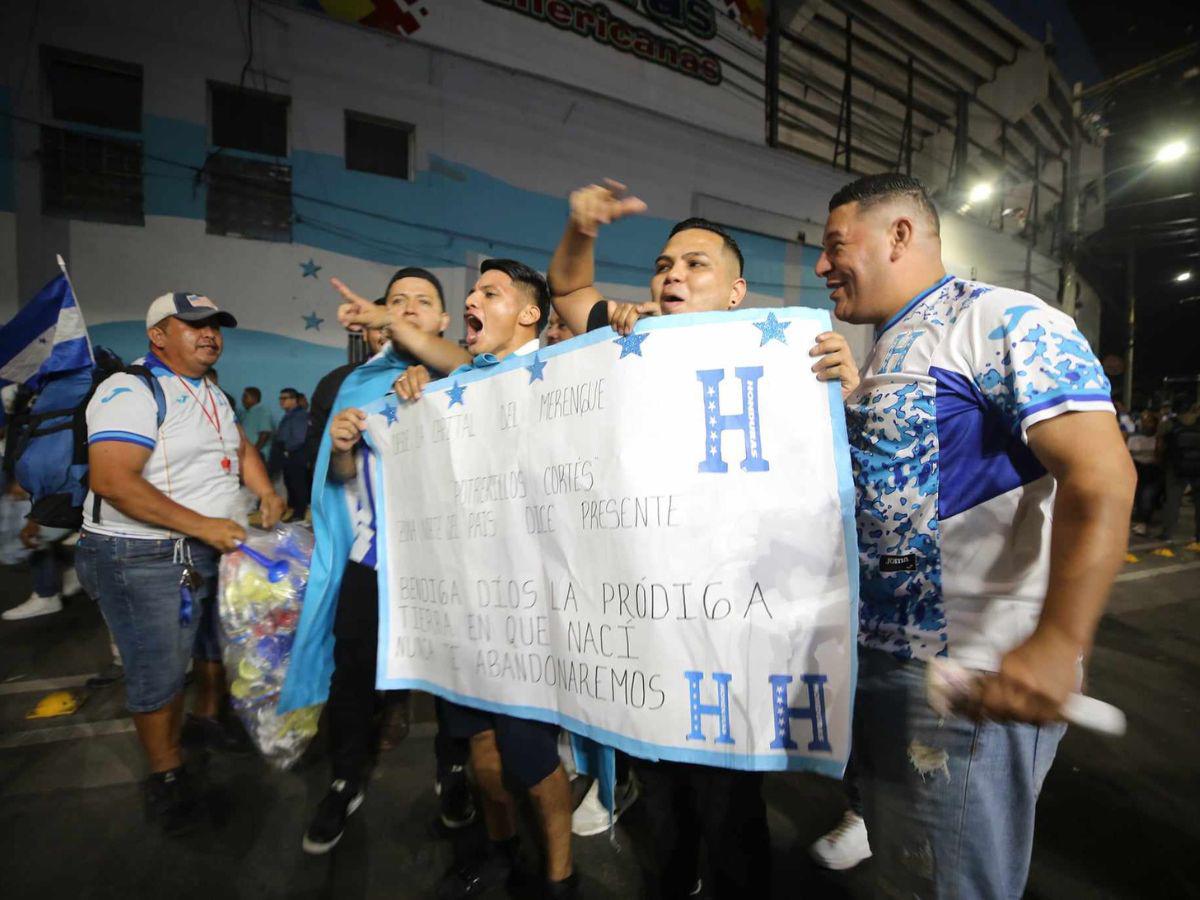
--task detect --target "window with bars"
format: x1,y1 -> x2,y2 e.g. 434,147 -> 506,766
39,47 -> 144,224
344,110 -> 413,180
40,126 -> 144,225
205,153 -> 293,243
210,83 -> 289,157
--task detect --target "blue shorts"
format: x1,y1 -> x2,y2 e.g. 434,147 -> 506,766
76,532 -> 221,713
440,700 -> 560,789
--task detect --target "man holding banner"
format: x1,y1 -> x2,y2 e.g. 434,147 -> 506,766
543,184 -> 860,899
817,173 -> 1134,897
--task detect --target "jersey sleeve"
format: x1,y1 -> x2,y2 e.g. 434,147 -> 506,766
86,373 -> 160,450
957,289 -> 1114,441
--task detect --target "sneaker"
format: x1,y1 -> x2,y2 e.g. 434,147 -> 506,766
571,776 -> 639,837
809,810 -> 872,871
145,767 -> 201,836
436,765 -> 477,829
302,779 -> 365,854
181,713 -> 254,754
1131,523 -> 1148,536
436,852 -> 513,900
545,872 -> 581,899
2,593 -> 63,621
61,567 -> 82,598
1185,541 -> 1200,553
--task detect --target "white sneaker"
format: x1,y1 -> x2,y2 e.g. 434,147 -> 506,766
1132,523 -> 1148,536
2,593 -> 64,621
809,810 -> 872,870
571,776 -> 639,836
61,567 -> 81,597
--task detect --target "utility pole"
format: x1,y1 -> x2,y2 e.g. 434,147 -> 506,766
1061,82 -> 1083,317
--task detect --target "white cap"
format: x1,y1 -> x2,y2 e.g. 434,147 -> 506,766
146,292 -> 238,329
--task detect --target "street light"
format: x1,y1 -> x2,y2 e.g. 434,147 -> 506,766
967,182 -> 994,203
1176,271 -> 1193,283
1154,140 -> 1188,163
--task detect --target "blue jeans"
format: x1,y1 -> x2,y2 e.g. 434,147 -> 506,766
75,532 -> 221,713
853,648 -> 1064,899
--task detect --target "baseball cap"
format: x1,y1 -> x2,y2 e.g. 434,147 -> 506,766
145,292 -> 238,329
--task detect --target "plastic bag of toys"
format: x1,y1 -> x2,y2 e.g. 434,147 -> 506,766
217,524 -> 321,769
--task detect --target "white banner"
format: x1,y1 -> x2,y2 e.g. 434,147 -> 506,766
366,308 -> 858,774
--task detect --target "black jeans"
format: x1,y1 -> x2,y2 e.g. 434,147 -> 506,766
634,760 -> 771,900
281,450 -> 310,519
328,561 -> 469,784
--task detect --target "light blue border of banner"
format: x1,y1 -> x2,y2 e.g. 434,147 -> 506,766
365,306 -> 859,775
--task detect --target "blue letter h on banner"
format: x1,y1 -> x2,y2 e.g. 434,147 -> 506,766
768,674 -> 832,751
697,367 -> 769,474
684,671 -> 735,744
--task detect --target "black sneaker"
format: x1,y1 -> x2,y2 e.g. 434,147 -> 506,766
145,767 -> 201,836
181,713 -> 254,754
302,779 -> 365,854
436,852 -> 513,900
545,872 -> 581,899
436,765 -> 477,830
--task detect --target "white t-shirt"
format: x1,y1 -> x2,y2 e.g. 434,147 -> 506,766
846,277 -> 1115,670
84,353 -> 242,540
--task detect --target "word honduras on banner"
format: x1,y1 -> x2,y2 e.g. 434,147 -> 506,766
364,308 -> 859,775
0,262 -> 92,389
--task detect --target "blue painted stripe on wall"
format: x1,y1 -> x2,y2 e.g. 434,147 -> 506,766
136,112 -> 796,300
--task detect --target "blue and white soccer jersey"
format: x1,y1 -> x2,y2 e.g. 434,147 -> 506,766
84,353 -> 242,539
846,276 -> 1114,670
344,443 -> 379,568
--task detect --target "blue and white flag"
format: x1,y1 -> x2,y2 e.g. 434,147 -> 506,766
0,270 -> 93,390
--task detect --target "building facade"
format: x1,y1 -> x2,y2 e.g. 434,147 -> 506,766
0,0 -> 1102,405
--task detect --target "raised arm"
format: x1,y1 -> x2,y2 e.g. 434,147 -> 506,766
549,180 -> 647,336
332,277 -> 470,373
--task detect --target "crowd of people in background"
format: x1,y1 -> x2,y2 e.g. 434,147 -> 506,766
1117,396 -> 1200,549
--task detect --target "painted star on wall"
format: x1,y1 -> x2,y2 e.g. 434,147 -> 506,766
526,353 -> 547,383
302,311 -> 324,330
612,331 -> 649,359
300,258 -> 322,278
754,311 -> 791,345
447,380 -> 467,408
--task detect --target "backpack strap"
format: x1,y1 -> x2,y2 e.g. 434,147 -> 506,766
88,366 -> 167,525
125,364 -> 168,429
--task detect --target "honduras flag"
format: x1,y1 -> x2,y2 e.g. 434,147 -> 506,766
0,269 -> 93,390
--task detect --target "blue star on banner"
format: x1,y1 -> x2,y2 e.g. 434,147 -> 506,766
526,353 -> 547,383
754,311 -> 790,345
300,258 -> 322,278
612,331 -> 649,359
382,403 -> 398,426
447,381 -> 466,408
302,311 -> 324,331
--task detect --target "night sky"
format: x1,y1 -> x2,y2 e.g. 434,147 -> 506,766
1067,2 -> 1200,405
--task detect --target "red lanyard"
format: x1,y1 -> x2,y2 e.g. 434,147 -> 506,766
175,377 -> 232,471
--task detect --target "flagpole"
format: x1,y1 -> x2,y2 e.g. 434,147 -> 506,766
56,254 -> 94,359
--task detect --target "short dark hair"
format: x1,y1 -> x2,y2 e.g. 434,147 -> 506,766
244,386 -> 261,402
280,387 -> 298,398
828,173 -> 940,234
481,258 -> 551,335
668,217 -> 745,277
387,267 -> 445,309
